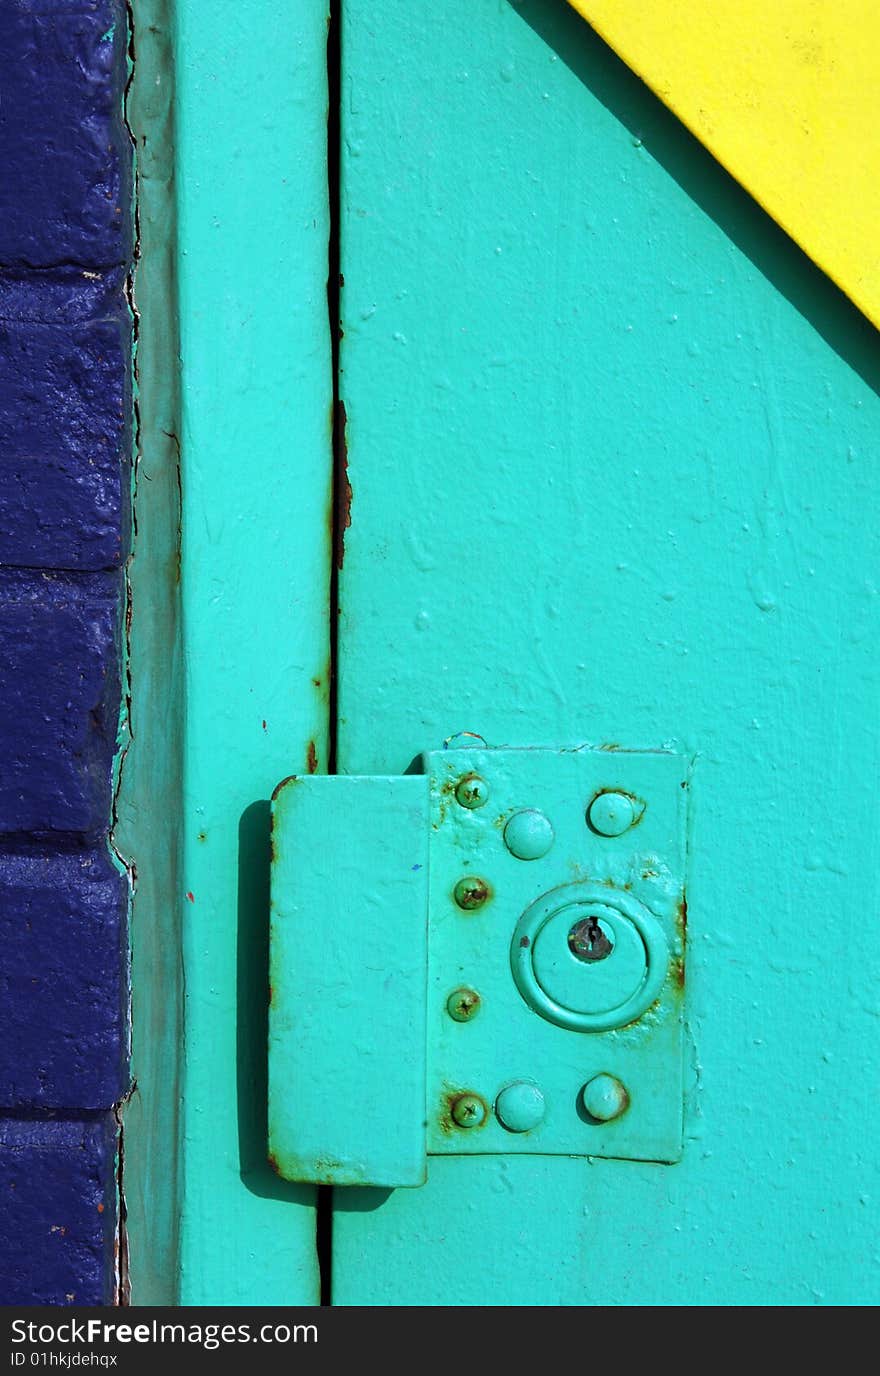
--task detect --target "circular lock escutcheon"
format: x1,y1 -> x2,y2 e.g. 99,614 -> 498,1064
510,882 -> 669,1033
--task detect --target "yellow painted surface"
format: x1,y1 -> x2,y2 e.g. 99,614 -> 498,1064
567,0 -> 880,329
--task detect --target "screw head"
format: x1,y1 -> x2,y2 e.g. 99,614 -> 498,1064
495,1081 -> 545,1133
455,774 -> 490,809
587,791 -> 640,837
446,987 -> 481,1022
450,1092 -> 488,1129
503,809 -> 554,861
453,875 -> 491,910
581,1073 -> 630,1123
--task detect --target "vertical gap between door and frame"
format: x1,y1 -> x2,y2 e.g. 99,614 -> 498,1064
319,0 -> 342,1308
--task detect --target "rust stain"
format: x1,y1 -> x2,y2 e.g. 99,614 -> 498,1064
519,935 -> 530,949
185,891 -> 195,903
97,1203 -> 105,1214
453,773 -> 483,807
454,875 -> 493,910
333,399 -> 351,570
313,1156 -> 350,1181
673,893 -> 688,988
437,1093 -> 457,1136
438,1089 -> 490,1136
448,988 -> 481,1020
267,1152 -> 282,1177
270,774 -> 299,803
262,719 -> 267,732
306,739 -> 319,774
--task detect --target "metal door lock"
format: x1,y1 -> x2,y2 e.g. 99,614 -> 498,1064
269,744 -> 689,1188
510,881 -> 669,1032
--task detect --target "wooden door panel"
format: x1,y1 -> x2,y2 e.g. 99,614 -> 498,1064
333,0 -> 880,1305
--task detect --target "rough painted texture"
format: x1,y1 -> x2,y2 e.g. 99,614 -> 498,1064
0,0 -> 131,1306
0,275 -> 131,570
0,850 -> 128,1108
0,571 -> 122,836
0,2 -> 131,269
334,0 -> 880,1305
0,1117 -> 118,1306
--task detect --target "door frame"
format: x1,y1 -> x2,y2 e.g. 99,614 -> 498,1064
119,0 -> 332,1305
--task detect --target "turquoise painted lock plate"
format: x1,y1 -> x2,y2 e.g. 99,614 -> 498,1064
426,746 -> 687,1164
269,745 -> 689,1188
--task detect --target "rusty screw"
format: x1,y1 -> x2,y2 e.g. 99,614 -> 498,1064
453,875 -> 491,910
446,987 -> 481,1022
455,774 -> 490,809
450,1092 -> 488,1129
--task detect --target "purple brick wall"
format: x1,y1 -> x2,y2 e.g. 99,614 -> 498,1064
0,1 -> 132,1306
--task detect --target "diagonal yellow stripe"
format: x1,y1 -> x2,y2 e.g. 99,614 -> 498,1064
567,0 -> 880,330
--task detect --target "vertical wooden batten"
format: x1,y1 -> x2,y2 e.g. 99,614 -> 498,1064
119,0 -> 333,1304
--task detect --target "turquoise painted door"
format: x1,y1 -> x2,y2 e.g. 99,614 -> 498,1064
322,0 -> 880,1305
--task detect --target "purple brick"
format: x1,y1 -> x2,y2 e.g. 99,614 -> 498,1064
0,1116 -> 117,1305
0,0 -> 132,1312
0,266 -> 127,325
0,310 -> 131,570
0,4 -> 131,268
0,848 -> 128,1108
0,570 -> 122,836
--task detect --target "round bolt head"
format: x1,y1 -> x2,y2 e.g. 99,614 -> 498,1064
503,809 -> 555,861
446,987 -> 481,1022
450,1092 -> 488,1129
581,1073 -> 630,1123
455,774 -> 490,809
587,791 -> 640,837
495,1081 -> 545,1134
453,875 -> 491,910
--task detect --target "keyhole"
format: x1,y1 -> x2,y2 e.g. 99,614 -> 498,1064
568,916 -> 614,963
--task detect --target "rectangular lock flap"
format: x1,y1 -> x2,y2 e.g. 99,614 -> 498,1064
269,774 -> 429,1187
